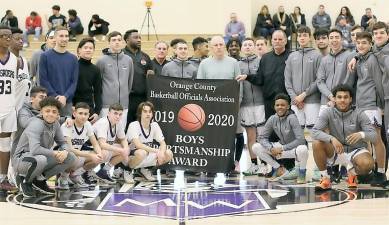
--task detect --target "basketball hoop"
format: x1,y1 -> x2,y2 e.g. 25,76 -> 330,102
145,0 -> 153,9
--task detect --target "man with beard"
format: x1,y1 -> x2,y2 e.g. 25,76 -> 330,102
123,29 -> 153,127
39,26 -> 78,117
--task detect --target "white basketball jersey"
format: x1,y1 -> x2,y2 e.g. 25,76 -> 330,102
62,121 -> 94,149
15,56 -> 31,111
127,121 -> 164,150
93,117 -> 126,145
0,52 -> 18,119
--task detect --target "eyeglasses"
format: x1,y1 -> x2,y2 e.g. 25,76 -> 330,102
0,34 -> 12,39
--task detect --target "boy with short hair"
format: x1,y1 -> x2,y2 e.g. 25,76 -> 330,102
59,102 -> 106,189
284,26 -> 322,130
313,84 -> 376,191
353,31 -> 386,186
252,94 -> 309,183
93,103 -> 130,184
13,97 -> 77,197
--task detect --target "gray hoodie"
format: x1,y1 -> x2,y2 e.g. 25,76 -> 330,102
284,48 -> 322,103
312,13 -> 331,30
96,48 -> 134,109
312,106 -> 376,153
317,49 -> 356,104
239,55 -> 264,106
11,102 -> 40,156
372,42 -> 389,99
13,117 -> 69,160
259,110 -> 306,151
29,43 -> 49,85
161,58 -> 197,79
355,52 -> 384,110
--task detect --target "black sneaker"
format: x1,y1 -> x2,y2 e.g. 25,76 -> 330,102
370,172 -> 387,187
82,171 -> 97,186
96,169 -> 116,184
32,179 -> 55,195
382,180 -> 389,189
20,182 -> 36,198
15,175 -> 24,189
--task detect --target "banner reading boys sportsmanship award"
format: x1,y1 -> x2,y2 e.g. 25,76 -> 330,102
147,76 -> 239,173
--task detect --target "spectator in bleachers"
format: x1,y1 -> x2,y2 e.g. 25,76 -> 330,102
290,6 -> 306,33
67,9 -> 84,41
361,8 -> 377,32
151,41 -> 170,76
189,37 -> 209,68
48,5 -> 66,30
161,40 -> 197,78
39,26 -> 78,117
23,11 -> 42,47
123,29 -> 153,126
313,28 -> 329,56
255,37 -> 269,57
253,5 -> 274,39
224,13 -> 245,44
88,14 -> 109,41
335,6 -> 355,27
1,10 -> 18,29
73,38 -> 102,124
336,16 -> 353,49
290,6 -> 306,49
29,30 -> 56,85
312,5 -> 331,32
273,5 -> 292,50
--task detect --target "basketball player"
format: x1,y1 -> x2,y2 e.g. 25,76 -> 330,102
127,101 -> 173,181
352,32 -> 386,187
313,84 -> 376,191
58,102 -> 106,189
284,26 -> 321,132
252,93 -> 309,183
93,103 -> 130,184
13,97 -> 77,197
0,25 -> 19,191
9,28 -> 31,111
237,38 -> 266,176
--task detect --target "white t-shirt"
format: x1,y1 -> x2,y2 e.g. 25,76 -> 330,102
61,121 -> 94,150
127,121 -> 164,150
93,117 -> 126,145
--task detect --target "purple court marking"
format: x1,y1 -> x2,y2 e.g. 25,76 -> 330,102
97,191 -> 270,220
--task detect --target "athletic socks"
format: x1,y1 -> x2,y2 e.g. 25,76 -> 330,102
378,168 -> 385,174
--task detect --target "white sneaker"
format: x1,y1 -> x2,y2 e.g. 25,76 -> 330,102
257,163 -> 269,176
140,168 -> 156,181
243,164 -> 260,176
123,170 -> 134,183
69,175 -> 89,188
112,168 -> 123,180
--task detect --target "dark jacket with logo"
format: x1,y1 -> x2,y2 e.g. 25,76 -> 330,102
123,47 -> 153,96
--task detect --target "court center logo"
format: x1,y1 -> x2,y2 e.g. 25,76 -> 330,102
177,104 -> 206,132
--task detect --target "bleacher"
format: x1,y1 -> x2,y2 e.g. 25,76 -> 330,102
23,34 -> 219,62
